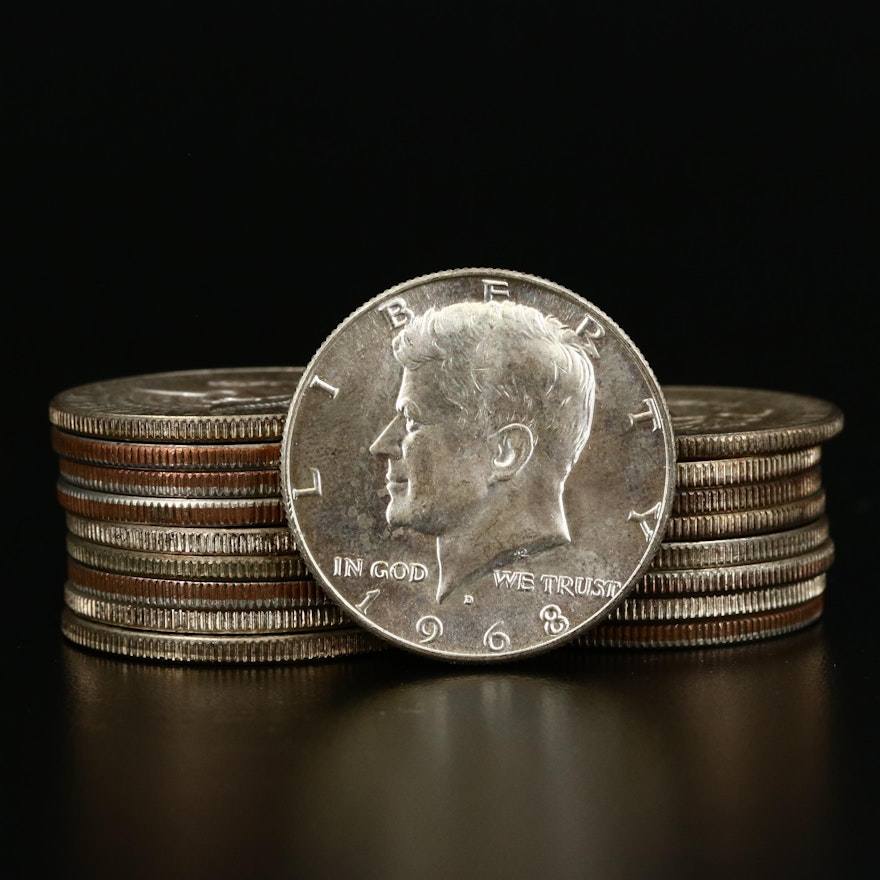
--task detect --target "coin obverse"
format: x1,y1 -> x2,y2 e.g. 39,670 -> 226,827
280,268 -> 677,662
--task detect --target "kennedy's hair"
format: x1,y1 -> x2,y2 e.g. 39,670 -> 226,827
392,300 -> 596,474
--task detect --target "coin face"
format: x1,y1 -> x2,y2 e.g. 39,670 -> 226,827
280,268 -> 677,662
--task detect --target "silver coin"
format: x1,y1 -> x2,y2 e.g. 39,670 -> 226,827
280,267 -> 677,661
64,514 -> 296,555
49,366 -> 304,442
65,533 -> 308,581
61,607 -> 388,664
665,385 -> 844,459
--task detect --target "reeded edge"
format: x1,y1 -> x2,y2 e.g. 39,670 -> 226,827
650,515 -> 831,570
280,266 -> 679,663
570,595 -> 825,649
61,607 -> 390,664
64,582 -> 352,633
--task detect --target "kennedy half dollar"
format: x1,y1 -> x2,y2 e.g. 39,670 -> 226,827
280,268 -> 677,661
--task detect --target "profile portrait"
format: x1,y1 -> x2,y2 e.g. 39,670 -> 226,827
369,299 -> 596,603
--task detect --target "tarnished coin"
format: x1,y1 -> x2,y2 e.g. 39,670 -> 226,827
665,385 -> 844,459
280,268 -> 677,662
67,558 -> 332,607
50,426 -> 282,471
49,366 -> 304,442
571,595 -> 825,649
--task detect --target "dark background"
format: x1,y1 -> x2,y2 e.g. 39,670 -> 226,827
10,3 -> 878,879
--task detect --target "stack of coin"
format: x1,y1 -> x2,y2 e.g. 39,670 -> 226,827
49,367 -> 389,663
576,385 -> 844,649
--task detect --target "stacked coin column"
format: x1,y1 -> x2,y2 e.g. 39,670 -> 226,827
49,368 -> 388,664
577,385 -> 844,649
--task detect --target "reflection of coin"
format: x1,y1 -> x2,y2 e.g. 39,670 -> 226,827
280,268 -> 677,662
49,366 -> 304,442
665,385 -> 844,459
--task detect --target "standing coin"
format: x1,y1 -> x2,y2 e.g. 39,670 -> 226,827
280,268 -> 677,661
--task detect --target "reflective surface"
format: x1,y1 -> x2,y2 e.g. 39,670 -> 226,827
15,599 -> 871,880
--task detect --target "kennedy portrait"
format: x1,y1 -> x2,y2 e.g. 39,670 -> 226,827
369,299 -> 596,603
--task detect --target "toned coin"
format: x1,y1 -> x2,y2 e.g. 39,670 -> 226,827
280,267 -> 677,661
665,386 -> 844,459
61,607 -> 389,663
49,366 -> 304,443
67,558 -> 331,607
58,458 -> 282,498
50,426 -> 282,471
571,595 -> 824,649
65,514 -> 295,555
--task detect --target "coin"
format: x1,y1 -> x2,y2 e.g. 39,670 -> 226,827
57,479 -> 287,526
49,366 -> 304,442
64,514 -> 296,555
60,607 -> 389,663
280,268 -> 677,661
664,488 -> 826,541
649,516 -> 831,570
673,445 -> 822,489
57,458 -> 282,498
63,582 -> 350,633
50,426 -> 282,470
67,558 -> 333,607
665,386 -> 844,459
670,465 -> 823,514
65,533 -> 308,580
570,595 -> 825,649
634,540 -> 833,595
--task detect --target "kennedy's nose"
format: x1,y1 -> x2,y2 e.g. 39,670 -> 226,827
369,414 -> 403,457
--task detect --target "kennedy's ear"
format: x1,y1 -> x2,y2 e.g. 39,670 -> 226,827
490,423 -> 535,482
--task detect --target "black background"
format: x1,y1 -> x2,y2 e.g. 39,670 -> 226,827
10,4 -> 879,879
